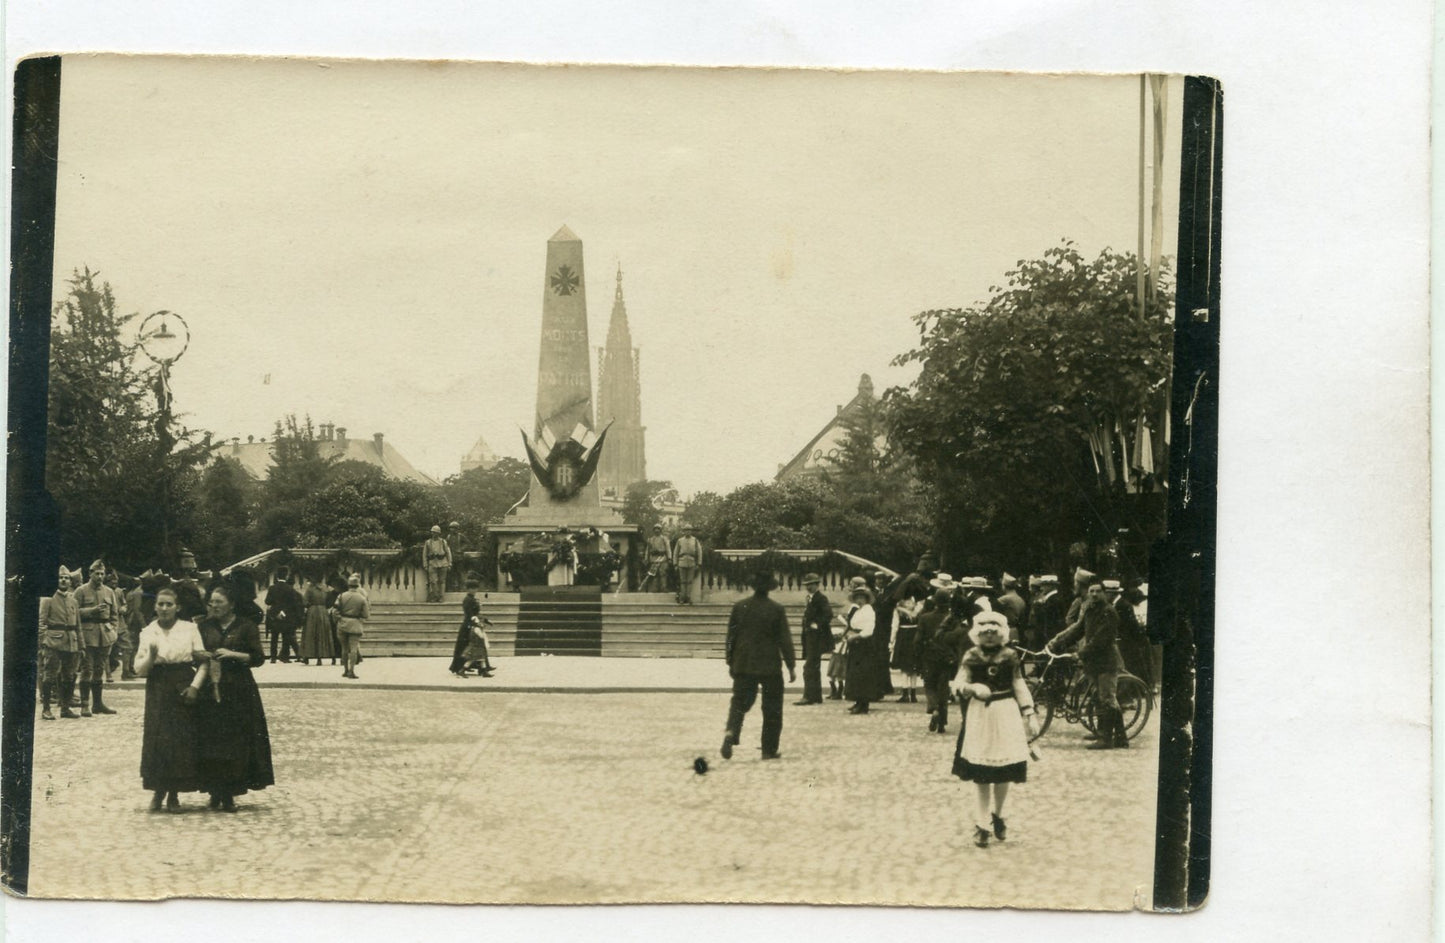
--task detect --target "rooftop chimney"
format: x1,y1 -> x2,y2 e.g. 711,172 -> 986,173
231,437 -> 240,454
373,432 -> 385,455
247,435 -> 254,444
335,427 -> 347,443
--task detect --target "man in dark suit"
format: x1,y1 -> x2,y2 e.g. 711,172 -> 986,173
265,568 -> 305,664
793,572 -> 833,706
1024,574 -> 1064,651
721,571 -> 796,761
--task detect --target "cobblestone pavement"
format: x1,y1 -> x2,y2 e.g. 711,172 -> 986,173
26,686 -> 1157,909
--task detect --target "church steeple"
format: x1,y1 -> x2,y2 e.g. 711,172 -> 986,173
596,260 -> 646,499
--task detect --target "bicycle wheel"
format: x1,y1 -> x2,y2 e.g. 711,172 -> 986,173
1024,677 -> 1053,741
1116,674 -> 1153,740
1067,674 -> 1097,732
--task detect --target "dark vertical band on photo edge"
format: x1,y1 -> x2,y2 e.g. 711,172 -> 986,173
3,56 -> 63,896
1151,75 -> 1220,911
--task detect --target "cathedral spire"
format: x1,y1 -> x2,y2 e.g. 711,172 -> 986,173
597,259 -> 646,497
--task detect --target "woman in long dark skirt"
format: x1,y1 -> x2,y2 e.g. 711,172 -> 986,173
194,582 -> 274,812
449,579 -> 482,676
134,586 -> 208,812
299,576 -> 337,666
843,583 -> 882,714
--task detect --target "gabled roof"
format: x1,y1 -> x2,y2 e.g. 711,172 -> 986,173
213,436 -> 441,487
775,374 -> 880,481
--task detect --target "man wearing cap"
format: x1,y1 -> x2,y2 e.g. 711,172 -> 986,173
1047,580 -> 1128,749
721,571 -> 796,760
72,559 -> 120,716
793,573 -> 833,705
1065,567 -> 1095,626
423,525 -> 452,603
335,573 -> 370,679
642,524 -> 671,593
672,525 -> 703,605
38,568 -> 82,720
1113,579 -> 1152,687
444,521 -> 464,593
995,574 -> 1026,638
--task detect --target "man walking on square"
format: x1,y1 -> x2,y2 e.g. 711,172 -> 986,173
793,573 -> 833,705
423,525 -> 452,603
721,570 -> 796,761
73,559 -> 119,716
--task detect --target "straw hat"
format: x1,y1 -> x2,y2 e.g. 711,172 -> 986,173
928,572 -> 957,591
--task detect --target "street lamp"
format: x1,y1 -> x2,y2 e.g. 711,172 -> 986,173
137,310 -> 191,567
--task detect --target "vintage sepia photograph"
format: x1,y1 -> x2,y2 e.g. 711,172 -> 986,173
5,56 -> 1215,909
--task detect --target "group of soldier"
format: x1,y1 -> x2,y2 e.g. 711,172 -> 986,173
37,557 -> 208,721
640,522 -> 704,604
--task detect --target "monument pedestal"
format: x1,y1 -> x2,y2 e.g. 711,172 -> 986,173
497,225 -> 642,590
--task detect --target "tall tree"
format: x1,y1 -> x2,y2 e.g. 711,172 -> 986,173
885,243 -> 1172,575
47,268 -> 211,571
252,414 -> 339,548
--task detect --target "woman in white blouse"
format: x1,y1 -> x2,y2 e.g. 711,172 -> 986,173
133,586 -> 207,813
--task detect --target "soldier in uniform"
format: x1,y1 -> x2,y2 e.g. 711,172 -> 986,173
73,559 -> 119,716
642,524 -> 671,593
793,573 -> 834,705
423,525 -> 452,602
672,525 -> 703,604
39,568 -> 82,720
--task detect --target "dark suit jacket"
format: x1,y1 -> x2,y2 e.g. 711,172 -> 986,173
265,581 -> 305,629
726,593 -> 795,677
799,590 -> 834,658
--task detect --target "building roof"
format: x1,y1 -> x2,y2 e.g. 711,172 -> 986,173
775,373 -> 882,481
214,430 -> 441,487
461,435 -> 499,473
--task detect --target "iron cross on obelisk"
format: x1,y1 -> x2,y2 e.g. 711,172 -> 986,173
516,224 -> 617,522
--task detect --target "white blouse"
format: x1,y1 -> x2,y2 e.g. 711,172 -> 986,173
133,619 -> 206,674
845,603 -> 876,638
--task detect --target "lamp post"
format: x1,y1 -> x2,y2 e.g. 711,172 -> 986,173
137,310 -> 190,567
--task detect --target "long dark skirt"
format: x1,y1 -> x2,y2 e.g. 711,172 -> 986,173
141,663 -> 202,792
890,624 -> 920,674
195,665 -> 274,797
448,618 -> 470,674
844,638 -> 883,702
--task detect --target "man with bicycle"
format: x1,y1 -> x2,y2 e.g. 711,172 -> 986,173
1045,580 -> 1126,750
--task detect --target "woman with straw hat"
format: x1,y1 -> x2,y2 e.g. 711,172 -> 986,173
842,581 -> 882,714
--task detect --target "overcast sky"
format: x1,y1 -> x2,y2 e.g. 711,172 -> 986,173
51,57 -> 1180,495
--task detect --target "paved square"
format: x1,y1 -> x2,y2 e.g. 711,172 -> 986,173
26,687 -> 1157,908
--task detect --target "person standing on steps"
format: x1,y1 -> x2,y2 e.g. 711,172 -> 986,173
334,573 -> 370,679
793,573 -> 833,706
720,571 -> 796,761
423,525 -> 452,603
672,525 -> 703,605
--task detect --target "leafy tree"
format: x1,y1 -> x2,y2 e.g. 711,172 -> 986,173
184,456 -> 258,568
439,456 -> 531,540
703,478 -> 833,549
884,243 -> 1173,574
296,463 -> 449,549
47,268 -> 211,571
252,414 -> 339,547
678,490 -> 722,537
620,479 -> 676,535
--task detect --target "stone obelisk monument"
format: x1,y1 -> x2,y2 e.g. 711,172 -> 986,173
510,225 -> 621,526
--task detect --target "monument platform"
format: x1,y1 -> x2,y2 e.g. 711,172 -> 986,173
364,592 -> 775,659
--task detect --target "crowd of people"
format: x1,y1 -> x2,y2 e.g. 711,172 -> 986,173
35,555 -> 384,812
719,554 -> 1155,848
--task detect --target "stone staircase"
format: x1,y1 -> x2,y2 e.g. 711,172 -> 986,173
363,592 -> 818,659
